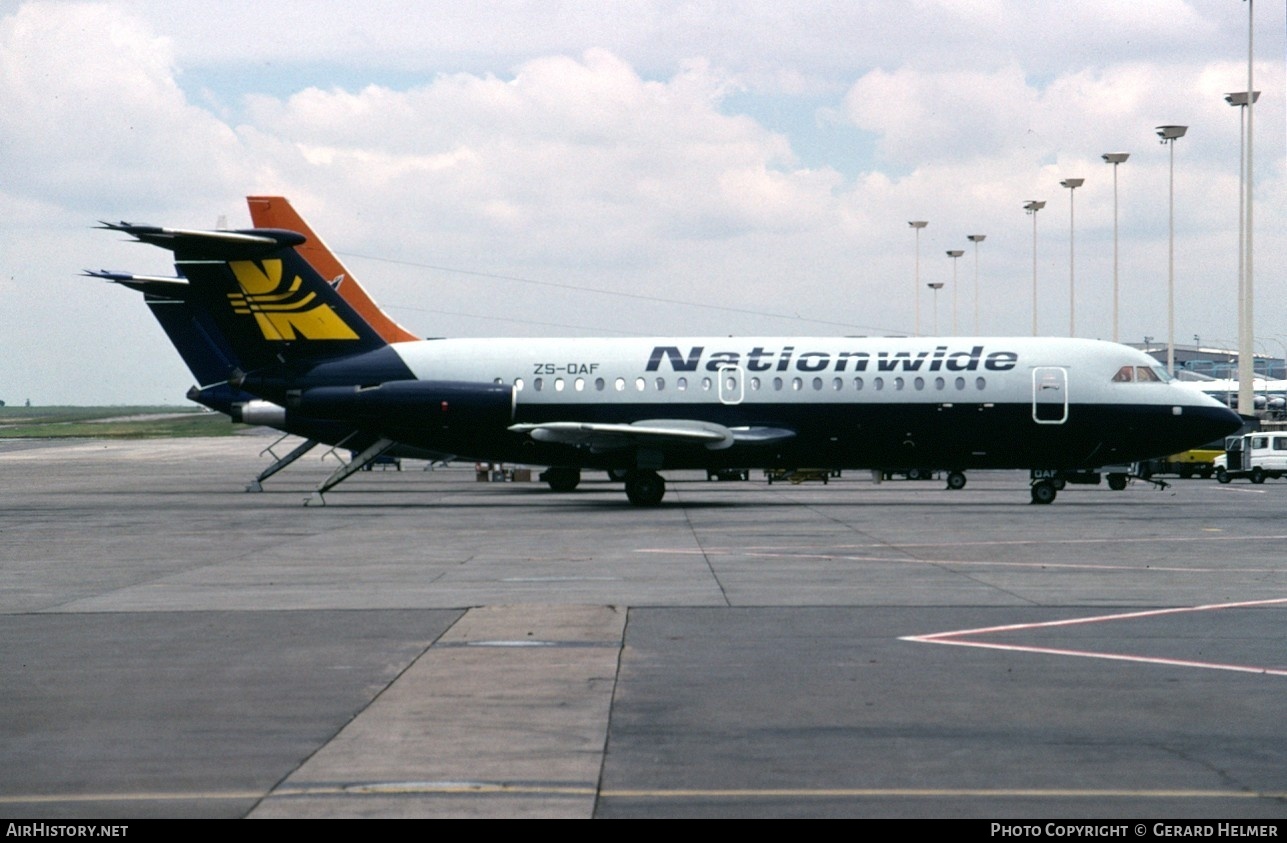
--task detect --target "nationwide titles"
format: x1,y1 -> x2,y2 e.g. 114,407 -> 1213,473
645,344 -> 1020,374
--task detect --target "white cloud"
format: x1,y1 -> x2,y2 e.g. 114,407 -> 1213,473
0,2 -> 248,212
0,0 -> 1282,404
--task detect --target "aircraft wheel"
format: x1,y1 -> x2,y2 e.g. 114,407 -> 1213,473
1107,473 -> 1128,491
1030,480 -> 1057,505
1216,469 -> 1231,484
1251,467 -> 1266,484
544,466 -> 580,492
946,471 -> 967,490
625,470 -> 666,506
607,468 -> 629,483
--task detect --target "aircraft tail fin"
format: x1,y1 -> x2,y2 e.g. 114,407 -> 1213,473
85,270 -> 241,389
246,196 -> 419,343
96,223 -> 389,374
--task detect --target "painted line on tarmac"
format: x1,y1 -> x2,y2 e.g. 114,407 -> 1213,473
903,598 -> 1287,676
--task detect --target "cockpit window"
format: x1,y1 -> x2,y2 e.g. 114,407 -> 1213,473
1112,365 -> 1173,383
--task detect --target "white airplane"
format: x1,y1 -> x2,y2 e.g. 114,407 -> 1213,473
90,202 -> 1241,506
1175,376 -> 1287,414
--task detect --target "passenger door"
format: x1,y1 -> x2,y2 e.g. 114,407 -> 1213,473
1032,367 -> 1068,424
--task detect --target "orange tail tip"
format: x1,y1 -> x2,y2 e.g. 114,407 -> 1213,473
246,196 -> 419,344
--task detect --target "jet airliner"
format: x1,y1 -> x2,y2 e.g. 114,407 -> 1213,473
90,201 -> 1241,505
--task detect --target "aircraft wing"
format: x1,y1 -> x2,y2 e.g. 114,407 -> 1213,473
509,419 -> 794,453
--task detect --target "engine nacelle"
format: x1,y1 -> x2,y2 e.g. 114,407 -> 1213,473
232,399 -> 287,426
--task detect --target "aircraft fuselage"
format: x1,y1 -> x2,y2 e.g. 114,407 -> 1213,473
247,335 -> 1239,474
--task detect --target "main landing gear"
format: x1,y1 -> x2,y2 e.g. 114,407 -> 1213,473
544,465 -> 666,505
540,466 -> 581,492
1029,479 -> 1058,505
623,469 -> 666,506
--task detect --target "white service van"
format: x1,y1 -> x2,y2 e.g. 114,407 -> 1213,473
1214,432 -> 1287,483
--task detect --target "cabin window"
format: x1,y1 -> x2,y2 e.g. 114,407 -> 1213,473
701,377 -> 712,391
832,377 -> 843,391
975,377 -> 986,390
677,377 -> 687,391
934,376 -> 945,390
514,378 -> 524,391
614,377 -> 626,391
854,377 -> 864,391
874,377 -> 884,391
914,377 -> 925,391
812,377 -> 823,391
773,377 -> 783,391
749,376 -> 761,390
655,377 -> 666,391
574,377 -> 585,391
493,377 -> 503,385
955,377 -> 966,390
595,377 -> 605,391
533,377 -> 544,391
894,377 -> 905,391
554,378 -> 565,391
635,377 -> 646,391
791,377 -> 802,391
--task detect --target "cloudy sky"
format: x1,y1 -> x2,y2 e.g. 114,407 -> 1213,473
1,0 -> 1282,405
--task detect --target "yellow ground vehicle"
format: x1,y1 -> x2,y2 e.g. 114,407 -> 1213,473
1138,444 -> 1223,479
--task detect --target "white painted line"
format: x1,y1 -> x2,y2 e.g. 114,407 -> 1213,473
903,598 -> 1287,676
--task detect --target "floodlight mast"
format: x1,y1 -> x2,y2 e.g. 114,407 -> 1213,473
1060,178 -> 1085,337
1101,153 -> 1129,343
909,221 -> 928,336
1157,125 -> 1187,376
966,235 -> 985,334
946,250 -> 964,334
1023,201 -> 1045,335
926,282 -> 944,334
1226,89 -> 1259,415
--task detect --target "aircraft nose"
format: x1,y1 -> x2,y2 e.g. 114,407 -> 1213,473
1184,403 -> 1244,444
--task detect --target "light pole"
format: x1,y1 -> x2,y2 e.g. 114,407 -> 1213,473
1157,125 -> 1187,375
1241,0 -> 1256,415
1101,154 -> 1129,342
946,250 -> 964,335
927,282 -> 944,335
966,235 -> 985,335
1227,90 -> 1259,416
1023,201 -> 1045,335
909,221 -> 928,336
1060,178 -> 1084,337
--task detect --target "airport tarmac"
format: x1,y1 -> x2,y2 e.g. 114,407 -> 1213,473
0,434 -> 1284,819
